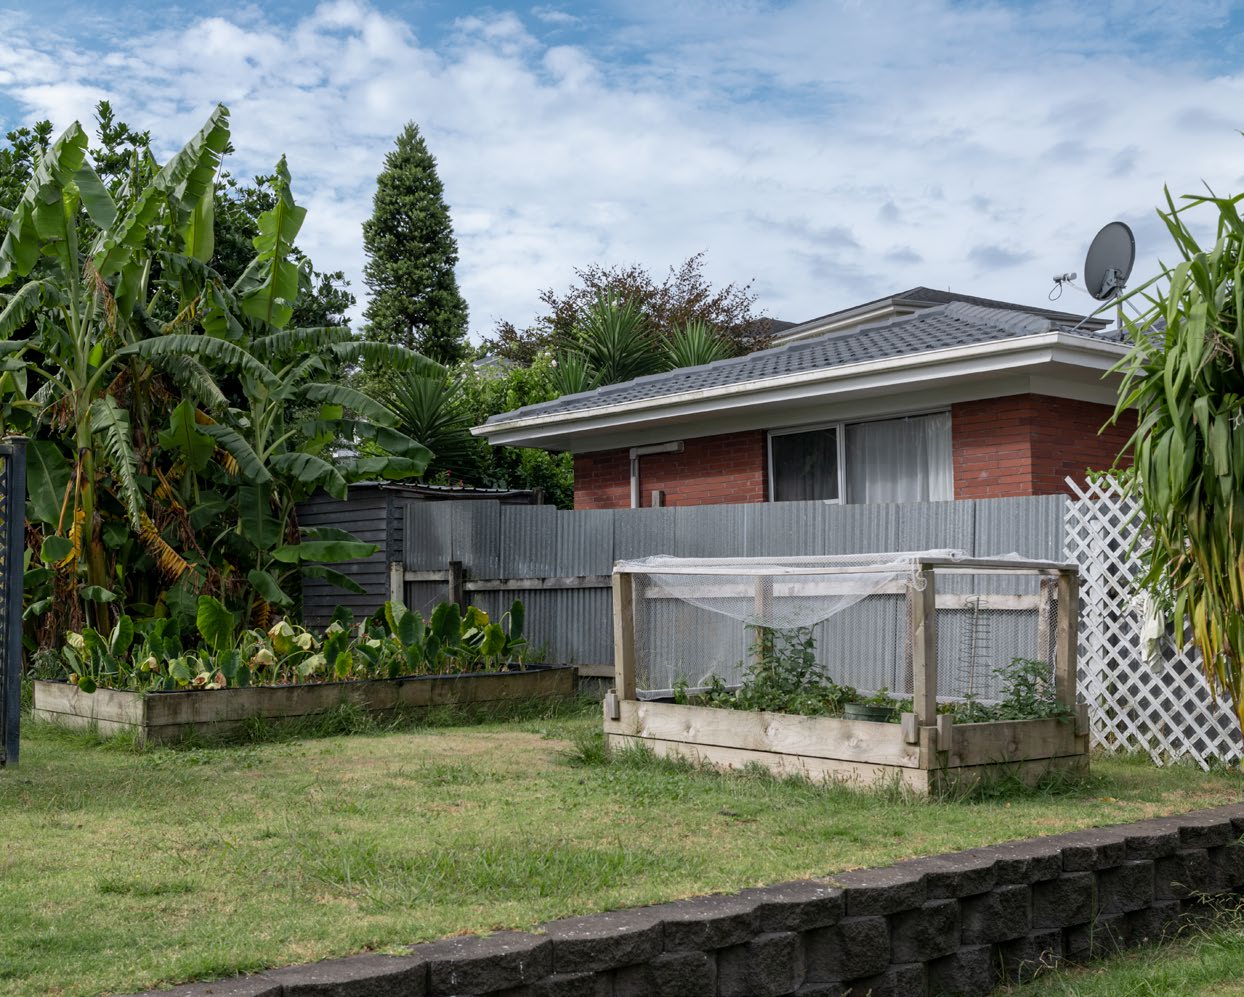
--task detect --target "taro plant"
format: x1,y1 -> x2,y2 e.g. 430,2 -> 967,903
57,598 -> 530,692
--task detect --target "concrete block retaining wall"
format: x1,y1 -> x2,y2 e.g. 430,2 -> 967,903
134,804 -> 1244,997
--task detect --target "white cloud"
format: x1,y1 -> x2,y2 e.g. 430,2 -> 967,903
0,0 -> 1241,341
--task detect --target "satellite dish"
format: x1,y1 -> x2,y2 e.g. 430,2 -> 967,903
1083,221 -> 1135,301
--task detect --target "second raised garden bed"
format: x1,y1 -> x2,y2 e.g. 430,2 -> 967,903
602,552 -> 1089,794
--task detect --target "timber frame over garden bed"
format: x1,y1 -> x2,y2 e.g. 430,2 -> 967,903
603,553 -> 1088,793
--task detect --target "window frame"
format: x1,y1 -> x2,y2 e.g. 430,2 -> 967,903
767,409 -> 951,504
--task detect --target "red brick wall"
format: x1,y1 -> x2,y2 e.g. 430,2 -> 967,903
572,431 -> 768,509
571,397 -> 1135,509
952,395 -> 1135,500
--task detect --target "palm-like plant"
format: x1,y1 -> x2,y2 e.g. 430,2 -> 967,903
666,318 -> 729,369
386,371 -> 481,482
1111,183 -> 1244,726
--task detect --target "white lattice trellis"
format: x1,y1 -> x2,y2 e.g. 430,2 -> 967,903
1065,475 -> 1243,769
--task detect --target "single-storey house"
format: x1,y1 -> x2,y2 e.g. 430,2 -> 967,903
473,287 -> 1136,510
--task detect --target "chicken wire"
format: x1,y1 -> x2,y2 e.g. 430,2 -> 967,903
619,551 -> 1064,703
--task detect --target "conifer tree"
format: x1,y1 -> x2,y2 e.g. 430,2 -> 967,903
362,123 -> 469,365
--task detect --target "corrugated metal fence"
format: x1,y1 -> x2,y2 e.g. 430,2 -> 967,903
400,496 -> 1068,671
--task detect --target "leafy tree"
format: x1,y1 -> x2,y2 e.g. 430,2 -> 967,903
483,252 -> 769,365
1112,182 -> 1244,726
362,122 -> 469,366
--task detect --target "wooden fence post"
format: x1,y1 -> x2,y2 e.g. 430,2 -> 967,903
910,564 -> 938,726
753,574 -> 773,665
613,571 -> 637,701
1055,568 -> 1080,711
388,562 -> 404,606
447,560 -> 465,611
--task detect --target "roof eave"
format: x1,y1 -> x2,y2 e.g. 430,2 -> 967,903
473,332 -> 1128,448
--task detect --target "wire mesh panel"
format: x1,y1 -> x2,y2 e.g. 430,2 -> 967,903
621,551 -> 1068,705
0,438 -> 27,767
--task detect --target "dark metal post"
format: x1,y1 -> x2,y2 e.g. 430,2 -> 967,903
1,437 -> 26,767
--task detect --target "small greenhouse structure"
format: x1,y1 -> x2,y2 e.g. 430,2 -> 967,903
603,551 -> 1088,793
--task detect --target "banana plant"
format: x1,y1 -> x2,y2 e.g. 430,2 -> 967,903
0,107 -> 230,630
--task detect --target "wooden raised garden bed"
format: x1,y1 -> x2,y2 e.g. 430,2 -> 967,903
602,556 -> 1089,794
33,665 -> 576,744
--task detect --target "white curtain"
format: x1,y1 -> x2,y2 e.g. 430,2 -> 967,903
844,413 -> 952,503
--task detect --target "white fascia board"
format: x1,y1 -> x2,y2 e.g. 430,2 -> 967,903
474,332 -> 1129,448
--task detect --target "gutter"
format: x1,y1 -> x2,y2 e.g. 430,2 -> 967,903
474,331 -> 1128,445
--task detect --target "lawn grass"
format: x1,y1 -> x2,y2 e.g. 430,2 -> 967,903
1007,897 -> 1244,996
1,699 -> 1242,996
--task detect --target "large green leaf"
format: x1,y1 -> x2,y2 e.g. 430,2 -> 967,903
338,455 -> 428,482
0,279 -> 48,340
270,452 -> 347,499
196,423 -> 270,482
94,104 -> 230,278
238,483 -> 282,549
246,568 -> 293,608
270,540 -> 378,564
251,326 -> 353,358
158,399 -> 214,473
120,335 -> 278,391
239,156 -> 305,330
331,340 -> 444,378
73,164 -> 117,231
300,383 -> 398,428
89,396 -> 143,529
300,564 -> 367,594
0,122 -> 89,283
25,439 -> 71,527
196,594 -> 236,652
182,179 -> 215,263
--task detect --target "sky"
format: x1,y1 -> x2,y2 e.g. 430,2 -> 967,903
1,0 -> 1242,340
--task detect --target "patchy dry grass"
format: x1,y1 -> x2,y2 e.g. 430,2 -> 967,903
1,701 -> 1241,996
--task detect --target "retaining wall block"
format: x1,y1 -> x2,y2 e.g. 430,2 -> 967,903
530,971 -> 612,997
1205,846 -> 1240,894
842,961 -> 925,997
960,884 -> 1031,945
658,894 -> 760,951
1120,820 -> 1181,860
891,851 -> 996,899
1176,813 -> 1237,850
1031,872 -> 1095,928
649,951 -> 715,997
830,866 -> 927,917
715,931 -> 805,997
926,944 -> 998,996
743,880 -> 845,932
1155,849 -> 1210,901
544,909 -> 664,975
803,915 -> 890,983
999,927 -> 1062,983
610,963 -> 654,997
273,954 -> 429,997
1126,900 -> 1184,946
419,933 -> 550,996
792,982 -> 844,996
1057,829 -> 1128,872
987,840 -> 1064,885
1064,912 -> 1128,960
1215,842 -> 1244,889
889,899 -> 960,963
1098,860 -> 1156,914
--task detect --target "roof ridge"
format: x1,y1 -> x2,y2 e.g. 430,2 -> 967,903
943,301 -> 1053,335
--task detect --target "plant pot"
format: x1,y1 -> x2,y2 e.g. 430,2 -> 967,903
843,701 -> 895,723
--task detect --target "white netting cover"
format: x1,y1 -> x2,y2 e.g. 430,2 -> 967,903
617,550 -> 1066,701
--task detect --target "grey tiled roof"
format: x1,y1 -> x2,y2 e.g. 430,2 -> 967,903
485,301 -> 1121,426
